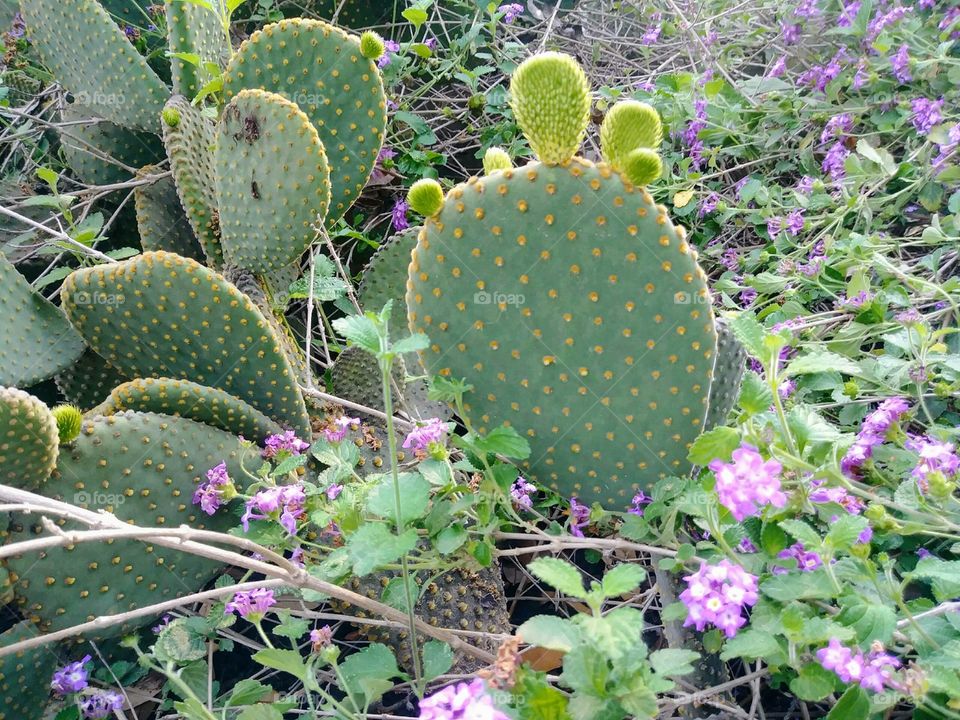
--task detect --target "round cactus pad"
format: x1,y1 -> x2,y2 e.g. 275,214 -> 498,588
0,621 -> 58,720
101,377 -> 283,442
0,252 -> 85,388
60,251 -> 311,437
215,89 -> 331,273
0,386 -> 59,491
4,411 -> 247,638
407,160 -> 717,507
20,0 -> 168,132
222,19 -> 387,224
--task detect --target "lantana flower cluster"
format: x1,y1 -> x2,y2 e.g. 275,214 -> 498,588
680,560 -> 759,638
840,398 -> 911,477
418,678 -> 509,720
709,445 -> 787,521
817,638 -> 901,692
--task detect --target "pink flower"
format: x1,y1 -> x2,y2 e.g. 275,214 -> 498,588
262,430 -> 310,459
709,445 -> 787,521
510,476 -> 537,510
323,416 -> 360,443
402,418 -> 448,451
907,436 -> 960,491
419,678 -> 509,720
817,638 -> 900,692
890,43 -> 911,83
310,625 -> 333,650
680,560 -> 758,638
192,461 -> 234,515
225,588 -> 276,619
568,497 -> 590,537
51,655 -> 91,695
910,97 -> 944,135
392,198 -> 410,231
242,484 -> 306,535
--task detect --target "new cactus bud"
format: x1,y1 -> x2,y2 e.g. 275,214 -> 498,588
509,52 -> 591,165
600,100 -> 663,170
623,147 -> 663,186
408,179 -> 445,217
162,106 -> 181,128
51,404 -> 83,444
483,146 -> 513,175
360,30 -> 385,59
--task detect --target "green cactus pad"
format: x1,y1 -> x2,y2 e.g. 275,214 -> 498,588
162,95 -> 223,266
623,148 -> 663,187
600,100 -> 663,170
407,159 -> 717,507
222,18 -> 387,224
135,167 -> 206,261
299,0 -> 394,27
4,411 -> 246,638
509,52 -> 591,165
330,346 -> 403,416
60,251 -> 311,437
59,102 -> 165,186
704,320 -> 747,431
215,89 -> 331,273
0,386 -> 58,491
165,0 -> 229,99
20,0 -> 168,131
100,377 -> 283,442
357,226 -> 420,317
408,179 -> 444,217
0,621 -> 57,720
54,349 -> 130,411
0,252 -> 85,387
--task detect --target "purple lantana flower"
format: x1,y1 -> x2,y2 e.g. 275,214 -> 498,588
418,678 -> 509,720
709,445 -> 786,521
402,418 -> 448,451
51,655 -> 91,695
225,588 -> 276,619
680,560 -> 758,638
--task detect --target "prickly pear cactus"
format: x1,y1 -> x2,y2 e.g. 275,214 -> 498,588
215,89 -> 331,273
357,226 -> 420,317
0,252 -> 85,388
704,320 -> 747,431
4,411 -> 246,638
20,0 -> 168,132
60,251 -> 311,437
162,95 -> 223,266
165,0 -> 229,99
405,53 -> 717,507
0,621 -> 57,720
54,349 -> 130,411
222,18 -> 387,224
0,386 -> 59,491
100,377 -> 283,443
134,167 -> 205,261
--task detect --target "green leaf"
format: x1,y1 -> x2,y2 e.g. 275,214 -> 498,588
826,685 -> 869,720
422,640 -> 454,682
402,7 -> 428,27
173,698 -> 213,720
287,274 -> 350,302
225,679 -> 272,706
576,608 -> 645,661
761,570 -> 836,602
518,615 -> 581,652
778,519 -> 822,548
855,138 -> 897,176
338,643 -> 400,707
789,663 -> 837,701
719,628 -> 781,661
392,333 -> 429,355
787,351 -> 862,377
365,472 -> 431,527
347,524 -> 419,575
332,313 -> 381,355
824,515 -> 869,553
600,564 -> 646,597
471,425 -> 531,459
687,426 -> 740,466
154,619 -> 207,664
435,523 -> 467,554
649,648 -> 699,677
728,312 -> 768,359
836,601 -> 896,645
237,707 -> 283,720
739,371 -> 773,415
252,648 -> 312,686
761,521 -> 789,556
513,669 -> 572,720
272,611 -> 309,641
528,557 -> 587,599
381,575 -> 417,613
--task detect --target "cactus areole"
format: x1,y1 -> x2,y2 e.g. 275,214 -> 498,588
406,53 -> 719,508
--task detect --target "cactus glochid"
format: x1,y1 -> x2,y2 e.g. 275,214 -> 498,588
406,52 -> 719,509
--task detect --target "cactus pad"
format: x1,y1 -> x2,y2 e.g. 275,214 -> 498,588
508,52 -> 591,165
357,226 -> 419,317
59,102 -> 165,186
407,159 -> 716,507
600,100 -> 663,171
704,320 -> 747,431
134,167 -> 206,261
20,0 -> 168,131
222,18 -> 387,224
60,251 -> 311,437
100,377 -> 282,442
0,386 -> 58,491
4,411 -> 246,638
54,349 -> 130,411
165,0 -> 229,99
0,252 -> 85,387
330,346 -> 403,416
162,95 -> 223,266
215,89 -> 331,273
0,621 -> 57,720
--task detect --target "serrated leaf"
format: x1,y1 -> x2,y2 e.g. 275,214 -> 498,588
649,648 -> 699,677
518,615 -> 581,652
687,426 -> 741,466
720,628 -> 781,660
237,707 -> 284,720
789,663 -> 837,701
272,611 -> 309,641
787,352 -> 862,377
727,312 -> 768,359
600,564 -> 646,597
824,515 -> 869,553
225,679 -> 272,706
338,643 -> 400,707
528,557 -> 587,599
827,685 -> 869,720
252,648 -> 312,686
471,425 -> 531,459
739,371 -> 773,414
836,601 -> 896,645
365,472 -> 431,527
435,523 -> 467,554
332,314 -> 381,355
761,570 -> 836,602
347,524 -> 419,575
392,333 -> 429,355
422,640 -> 454,681
778,519 -> 822,548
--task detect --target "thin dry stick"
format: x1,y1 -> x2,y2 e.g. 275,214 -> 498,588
300,385 -> 416,429
0,204 -> 116,263
492,531 -> 679,558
